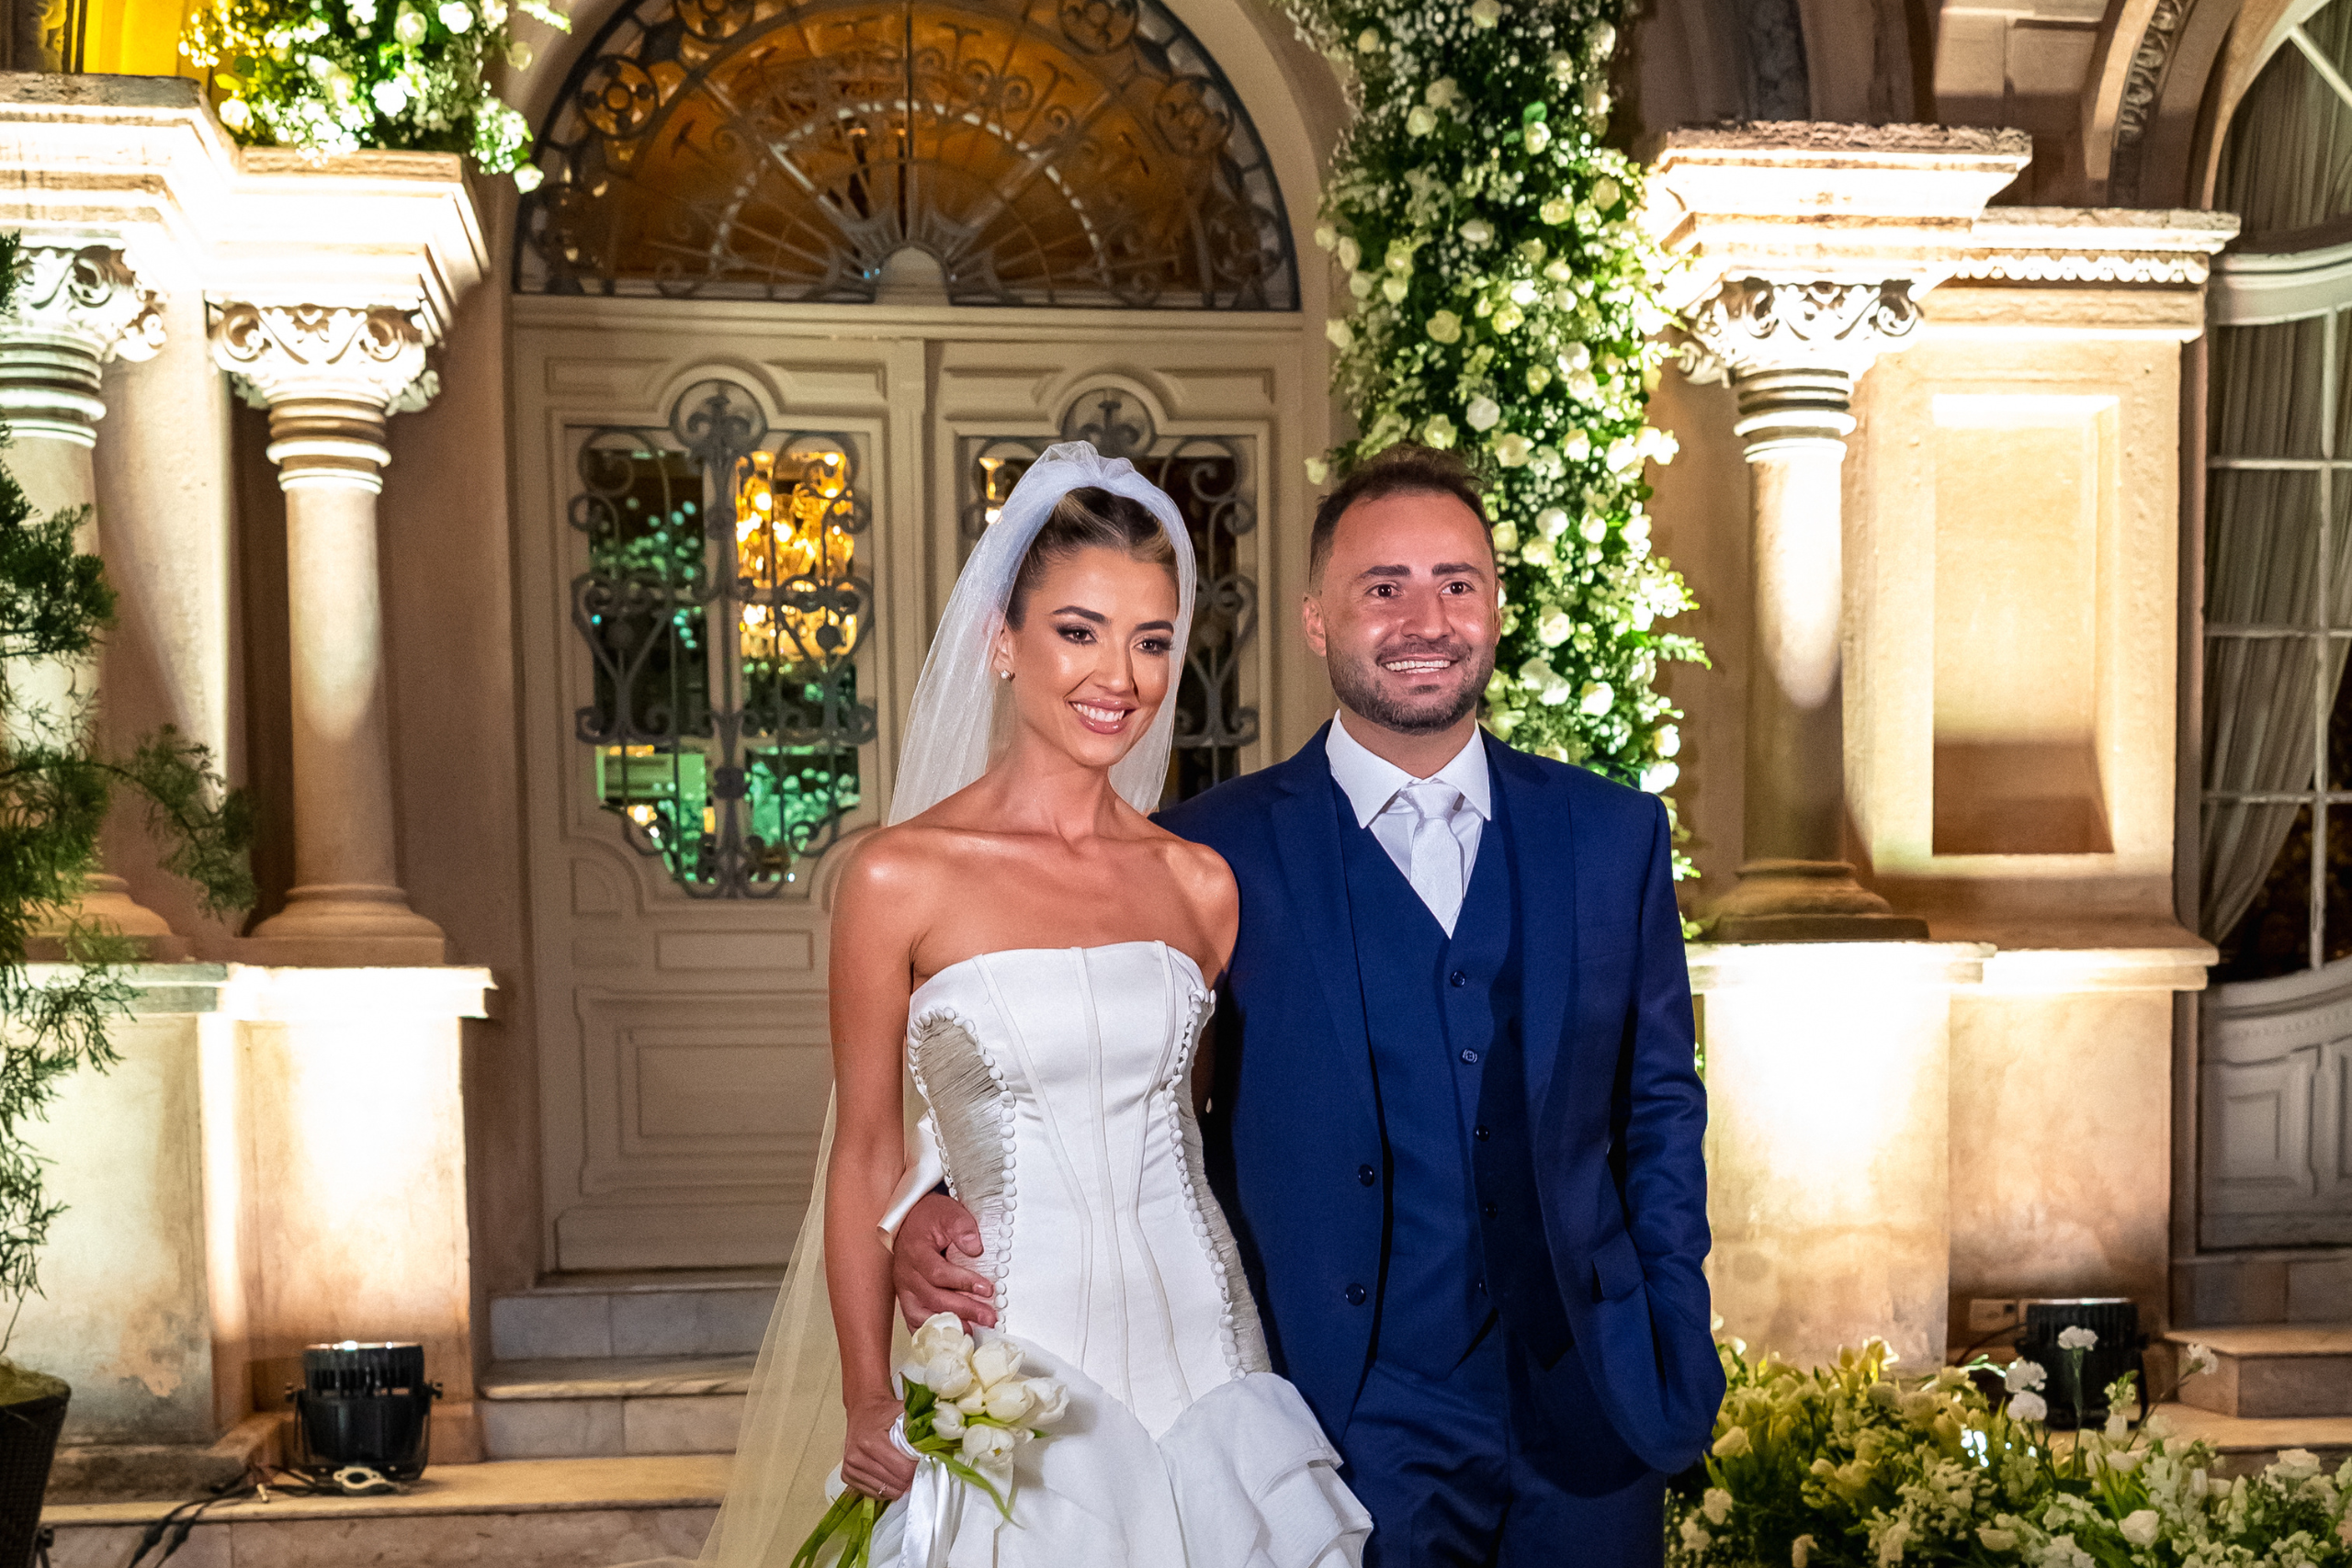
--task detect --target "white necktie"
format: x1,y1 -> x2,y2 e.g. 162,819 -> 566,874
1397,779 -> 1467,935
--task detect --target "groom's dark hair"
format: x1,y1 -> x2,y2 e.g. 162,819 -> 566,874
1308,444 -> 1493,586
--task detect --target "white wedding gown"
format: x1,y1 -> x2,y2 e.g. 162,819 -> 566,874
871,940 -> 1371,1568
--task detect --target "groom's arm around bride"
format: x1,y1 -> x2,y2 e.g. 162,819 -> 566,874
898,443 -> 1721,1565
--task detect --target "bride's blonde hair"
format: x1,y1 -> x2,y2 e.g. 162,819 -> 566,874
1005,485 -> 1181,628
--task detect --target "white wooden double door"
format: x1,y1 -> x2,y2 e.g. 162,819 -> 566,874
511,296 -> 1313,1272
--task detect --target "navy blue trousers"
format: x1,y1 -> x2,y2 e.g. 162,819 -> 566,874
1340,1327 -> 1665,1567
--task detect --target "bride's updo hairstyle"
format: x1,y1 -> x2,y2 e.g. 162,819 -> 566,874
1003,485 -> 1180,628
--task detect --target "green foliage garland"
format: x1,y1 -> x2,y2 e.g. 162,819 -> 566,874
0,234 -> 254,1330
1276,0 -> 1702,828
180,0 -> 567,178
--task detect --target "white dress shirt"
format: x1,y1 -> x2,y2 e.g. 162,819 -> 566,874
1324,711 -> 1491,935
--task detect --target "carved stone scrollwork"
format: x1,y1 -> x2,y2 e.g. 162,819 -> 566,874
209,302 -> 430,410
1684,277 -> 1921,379
0,242 -> 167,446
2109,0 -> 2189,201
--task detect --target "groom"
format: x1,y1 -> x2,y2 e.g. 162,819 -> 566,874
894,444 -> 1722,1563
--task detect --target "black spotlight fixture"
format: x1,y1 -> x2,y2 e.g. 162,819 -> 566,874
2016,1298 -> 2144,1429
286,1342 -> 441,1483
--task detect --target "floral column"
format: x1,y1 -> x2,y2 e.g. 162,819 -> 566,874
0,238 -> 180,949
213,302 -> 446,963
1688,278 -> 1930,942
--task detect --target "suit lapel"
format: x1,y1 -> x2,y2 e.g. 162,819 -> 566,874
1267,728 -> 1378,1122
1490,736 -> 1577,1114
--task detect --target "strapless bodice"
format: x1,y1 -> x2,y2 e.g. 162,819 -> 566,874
906,941 -> 1271,1439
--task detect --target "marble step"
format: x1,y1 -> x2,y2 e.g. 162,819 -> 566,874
492,1269 -> 781,1361
480,1355 -> 754,1460
2166,1323 -> 2352,1419
42,1453 -> 724,1568
2150,1401 -> 2352,1476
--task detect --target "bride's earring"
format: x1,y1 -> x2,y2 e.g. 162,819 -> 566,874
998,669 -> 1013,682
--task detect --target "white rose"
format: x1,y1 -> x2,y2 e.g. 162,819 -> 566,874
1491,302 -> 1523,333
1536,610 -> 1571,647
1579,514 -> 1606,544
969,1338 -> 1025,1390
1702,1487 -> 1733,1525
1588,19 -> 1617,57
1976,1527 -> 2015,1551
1305,457 -> 1329,485
1468,0 -> 1501,27
1494,434 -> 1532,468
1535,507 -> 1569,539
513,164 -> 545,193
1023,1377 -> 1070,1426
371,77 -> 411,115
1336,235 -> 1361,271
2004,1359 -> 2047,1393
2277,1448 -> 2322,1480
1657,725 -> 1680,758
1593,175 -> 1623,210
1422,415 -> 1457,450
219,98 -> 254,130
1384,238 -> 1415,275
1355,26 -> 1380,51
2120,1510 -> 2160,1548
1562,429 -> 1592,462
1465,396 -> 1501,432
1509,277 -> 1541,307
1523,120 -> 1552,154
1381,276 -> 1408,305
1350,271 -> 1375,299
1459,218 -> 1494,246
507,39 -> 533,67
2182,1343 -> 2219,1378
1313,222 -> 1337,252
1406,106 -> 1437,137
1326,319 -> 1354,350
1526,365 -> 1553,393
926,1351 -> 975,1399
983,1379 -> 1035,1423
1540,195 -> 1573,225
912,1313 -> 972,1362
2057,1325 -> 2098,1351
393,5 -> 427,42
1426,77 -> 1459,108
932,1402 -> 965,1436
2008,1390 -> 2048,1423
1578,682 -> 1613,716
1640,761 -> 1679,794
438,0 -> 474,30
1426,310 -> 1463,344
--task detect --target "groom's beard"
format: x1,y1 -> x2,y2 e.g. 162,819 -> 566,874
1327,635 -> 1495,737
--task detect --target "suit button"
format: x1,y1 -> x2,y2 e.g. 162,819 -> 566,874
1450,970 -> 1467,987
1346,1283 -> 1368,1306
1476,1277 -> 1488,1296
1483,1201 -> 1499,1219
1475,1125 -> 1492,1141
1358,1164 -> 1376,1186
1459,1048 -> 1480,1065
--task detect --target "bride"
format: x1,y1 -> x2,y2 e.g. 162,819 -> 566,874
695,444 -> 1371,1568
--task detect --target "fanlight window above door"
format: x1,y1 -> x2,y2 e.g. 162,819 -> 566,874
516,0 -> 1298,310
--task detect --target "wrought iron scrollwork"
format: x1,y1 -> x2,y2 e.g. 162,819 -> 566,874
962,386 -> 1257,799
516,0 -> 1296,311
571,378 -> 875,896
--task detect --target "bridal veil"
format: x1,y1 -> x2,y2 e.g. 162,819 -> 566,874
695,441 -> 1199,1567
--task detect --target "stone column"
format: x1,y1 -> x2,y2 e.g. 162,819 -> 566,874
0,238 -> 180,950
1690,278 -> 1930,942
212,302 -> 445,963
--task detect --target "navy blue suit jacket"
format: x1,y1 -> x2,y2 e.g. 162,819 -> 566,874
1159,726 -> 1724,1476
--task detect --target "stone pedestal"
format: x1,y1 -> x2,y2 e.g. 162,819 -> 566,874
1691,941 -> 1989,1370
212,304 -> 446,964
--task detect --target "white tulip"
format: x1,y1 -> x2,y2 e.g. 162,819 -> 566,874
1023,1377 -> 1069,1426
913,1314 -> 972,1362
969,1338 -> 1024,1390
983,1380 -> 1035,1423
961,1423 -> 1020,1471
926,1352 -> 975,1399
932,1402 -> 965,1436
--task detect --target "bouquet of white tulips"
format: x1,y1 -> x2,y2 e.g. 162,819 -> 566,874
792,1313 -> 1070,1568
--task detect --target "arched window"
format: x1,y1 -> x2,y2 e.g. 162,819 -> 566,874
2202,0 -> 2352,982
515,0 -> 1297,309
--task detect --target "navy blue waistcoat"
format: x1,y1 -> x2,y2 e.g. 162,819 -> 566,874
1332,781 -> 1571,1376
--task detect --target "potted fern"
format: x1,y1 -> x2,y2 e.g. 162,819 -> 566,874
0,231 -> 253,1565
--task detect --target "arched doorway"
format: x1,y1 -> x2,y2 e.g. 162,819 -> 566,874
508,0 -> 1315,1271
2196,0 -> 2352,1252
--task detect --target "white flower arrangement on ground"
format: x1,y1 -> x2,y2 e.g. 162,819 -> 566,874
795,1314 -> 1071,1568
1669,1336 -> 2352,1566
179,0 -> 566,179
1276,0 -> 1705,869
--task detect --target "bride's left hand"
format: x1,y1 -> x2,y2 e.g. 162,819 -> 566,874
842,1389 -> 919,1500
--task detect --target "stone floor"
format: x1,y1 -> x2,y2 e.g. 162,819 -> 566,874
42,1455 -> 725,1568
2151,1401 -> 2352,1475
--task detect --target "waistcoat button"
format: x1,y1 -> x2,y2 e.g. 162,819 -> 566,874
1450,970 -> 1467,987
1346,1283 -> 1368,1306
1475,1124 -> 1491,1141
1483,1201 -> 1499,1219
1358,1164 -> 1376,1186
1459,1048 -> 1480,1065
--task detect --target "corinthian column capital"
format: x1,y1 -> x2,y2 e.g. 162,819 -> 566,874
0,241 -> 167,446
210,303 -> 435,494
1681,277 -> 1922,384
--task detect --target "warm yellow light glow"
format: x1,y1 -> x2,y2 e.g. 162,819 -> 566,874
628,804 -> 656,826
735,447 -> 858,665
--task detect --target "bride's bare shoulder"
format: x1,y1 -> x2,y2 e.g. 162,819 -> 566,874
831,820 -> 970,911
1150,829 -> 1238,915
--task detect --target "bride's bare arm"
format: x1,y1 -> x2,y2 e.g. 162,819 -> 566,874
825,834 -> 929,1500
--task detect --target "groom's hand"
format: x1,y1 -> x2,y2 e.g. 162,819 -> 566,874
893,1191 -> 997,1330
